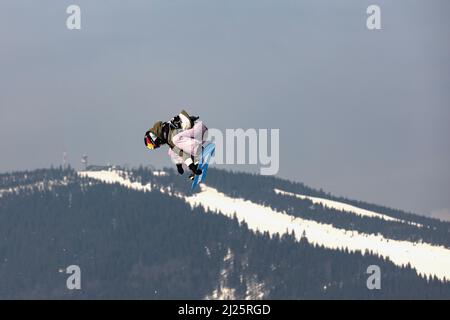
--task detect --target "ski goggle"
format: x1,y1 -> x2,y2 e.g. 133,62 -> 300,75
145,136 -> 155,150
144,132 -> 158,150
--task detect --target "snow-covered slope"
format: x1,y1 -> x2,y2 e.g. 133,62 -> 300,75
0,179 -> 70,198
187,185 -> 450,281
77,169 -> 450,281
274,188 -> 421,227
78,170 -> 152,192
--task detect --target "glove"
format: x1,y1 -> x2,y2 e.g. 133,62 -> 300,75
176,164 -> 184,175
188,163 -> 202,176
169,116 -> 182,129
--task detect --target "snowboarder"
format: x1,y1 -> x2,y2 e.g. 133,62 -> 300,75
144,110 -> 208,180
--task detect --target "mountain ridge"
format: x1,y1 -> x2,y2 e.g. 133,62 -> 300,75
1,166 -> 449,299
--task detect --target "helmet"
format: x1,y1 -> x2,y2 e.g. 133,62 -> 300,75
144,131 -> 160,150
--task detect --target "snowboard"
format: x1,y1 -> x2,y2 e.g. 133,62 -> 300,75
191,143 -> 216,190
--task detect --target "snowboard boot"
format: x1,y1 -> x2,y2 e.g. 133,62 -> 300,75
188,163 -> 202,180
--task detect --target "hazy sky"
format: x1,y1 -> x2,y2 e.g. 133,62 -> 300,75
1,0 -> 449,218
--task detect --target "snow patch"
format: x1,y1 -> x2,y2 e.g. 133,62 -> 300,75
78,170 -> 152,192
245,276 -> 267,300
153,171 -> 168,177
205,248 -> 237,300
0,179 -> 69,197
204,248 -> 266,300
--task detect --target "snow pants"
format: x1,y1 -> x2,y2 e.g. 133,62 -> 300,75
168,121 -> 208,166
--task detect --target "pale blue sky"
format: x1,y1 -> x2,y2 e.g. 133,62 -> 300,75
0,0 -> 449,217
